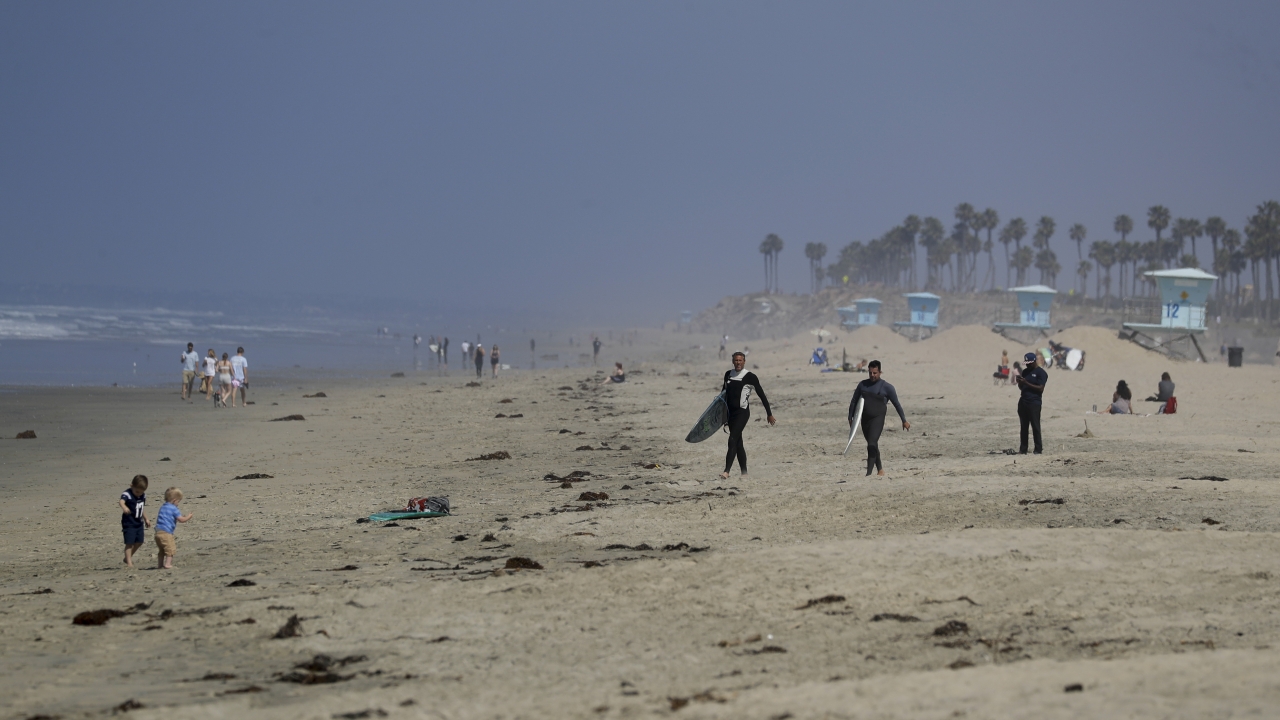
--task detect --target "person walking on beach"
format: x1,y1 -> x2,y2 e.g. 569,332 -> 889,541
1014,351 -> 1048,454
202,349 -> 218,399
229,347 -> 248,407
474,344 -> 485,378
460,340 -> 471,366
592,337 -> 602,364
720,351 -> 775,479
181,343 -> 200,401
216,353 -> 234,407
441,336 -> 449,365
848,360 -> 911,476
490,345 -> 501,378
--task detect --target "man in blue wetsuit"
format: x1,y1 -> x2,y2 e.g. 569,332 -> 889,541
1014,351 -> 1048,454
848,360 -> 911,476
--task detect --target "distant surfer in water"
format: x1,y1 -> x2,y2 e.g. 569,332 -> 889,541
848,360 -> 910,476
721,352 -> 775,479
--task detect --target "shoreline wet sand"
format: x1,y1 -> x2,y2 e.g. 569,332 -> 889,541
2,326 -> 1278,719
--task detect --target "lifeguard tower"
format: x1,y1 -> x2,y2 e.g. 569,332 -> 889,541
993,285 -> 1058,342
837,298 -> 882,329
892,292 -> 940,340
1120,268 -> 1217,361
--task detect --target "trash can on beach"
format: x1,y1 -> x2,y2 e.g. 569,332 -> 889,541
1228,347 -> 1244,367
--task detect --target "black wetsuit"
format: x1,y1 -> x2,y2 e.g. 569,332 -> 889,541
848,378 -> 907,475
721,369 -> 772,474
1016,365 -> 1048,454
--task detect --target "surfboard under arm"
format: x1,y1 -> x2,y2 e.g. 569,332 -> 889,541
843,397 -> 865,455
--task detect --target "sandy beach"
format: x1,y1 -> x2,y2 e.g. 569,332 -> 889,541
2,325 -> 1279,719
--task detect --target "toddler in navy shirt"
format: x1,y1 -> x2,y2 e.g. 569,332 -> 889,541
118,475 -> 151,568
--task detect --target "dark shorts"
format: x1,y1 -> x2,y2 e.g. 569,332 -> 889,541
123,525 -> 145,545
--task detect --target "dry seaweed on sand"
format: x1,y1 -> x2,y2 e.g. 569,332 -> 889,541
272,615 -> 304,639
466,451 -> 511,461
270,414 -> 305,422
504,557 -> 543,569
72,602 -> 151,626
234,473 -> 274,479
870,613 -> 920,622
796,594 -> 846,610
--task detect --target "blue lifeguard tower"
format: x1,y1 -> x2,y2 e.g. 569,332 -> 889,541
994,285 -> 1058,340
1120,268 -> 1217,361
837,298 -> 882,329
892,292 -> 940,340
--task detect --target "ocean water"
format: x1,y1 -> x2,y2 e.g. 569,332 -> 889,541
0,304 -> 495,386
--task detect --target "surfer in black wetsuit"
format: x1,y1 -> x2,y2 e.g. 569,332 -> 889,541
721,351 -> 775,479
848,360 -> 910,476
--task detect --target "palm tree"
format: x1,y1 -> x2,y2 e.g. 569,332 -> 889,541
980,208 -> 999,289
1033,217 -> 1056,286
1205,216 -> 1227,302
920,217 -> 945,290
770,235 -> 785,293
1069,223 -> 1087,292
1114,214 -> 1133,243
1077,260 -> 1092,299
1089,240 -> 1115,300
902,215 -> 921,289
804,242 -> 827,293
759,236 -> 774,293
1147,205 -> 1170,265
1002,218 -> 1027,287
760,234 -> 784,293
1013,246 -> 1034,286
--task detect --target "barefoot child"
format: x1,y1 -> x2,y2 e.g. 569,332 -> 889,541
154,488 -> 194,569
119,475 -> 151,568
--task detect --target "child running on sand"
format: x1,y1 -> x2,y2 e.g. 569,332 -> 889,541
154,488 -> 194,569
119,475 -> 151,568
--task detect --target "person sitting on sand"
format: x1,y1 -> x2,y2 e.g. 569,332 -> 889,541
601,362 -> 625,384
1102,380 -> 1133,414
1145,372 -> 1175,402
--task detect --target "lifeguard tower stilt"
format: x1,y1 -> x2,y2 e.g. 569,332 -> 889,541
837,298 -> 882,329
892,293 -> 939,341
993,285 -> 1057,344
1119,268 -> 1217,362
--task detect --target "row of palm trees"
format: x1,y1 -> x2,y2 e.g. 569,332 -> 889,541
757,200 -> 1280,319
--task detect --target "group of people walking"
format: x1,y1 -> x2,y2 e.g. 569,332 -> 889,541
713,348 -> 1053,479
180,343 -> 248,407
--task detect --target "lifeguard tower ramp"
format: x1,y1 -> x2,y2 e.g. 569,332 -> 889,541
993,285 -> 1057,343
892,292 -> 940,340
837,298 -> 882,329
1119,268 -> 1217,362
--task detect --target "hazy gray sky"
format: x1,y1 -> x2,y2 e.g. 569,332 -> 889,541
3,1 -> 1278,323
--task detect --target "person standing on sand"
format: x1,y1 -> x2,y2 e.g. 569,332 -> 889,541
592,337 -> 602,364
442,336 -> 449,365
202,349 -> 217,399
181,343 -> 199,401
460,340 -> 471,366
1014,351 -> 1048,454
229,347 -> 248,407
490,345 -> 500,378
720,351 -> 775,479
848,360 -> 910,476
474,344 -> 485,378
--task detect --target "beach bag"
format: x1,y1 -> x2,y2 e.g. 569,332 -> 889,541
405,496 -> 450,514
1164,397 -> 1177,415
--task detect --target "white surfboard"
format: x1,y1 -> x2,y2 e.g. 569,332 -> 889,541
1066,348 -> 1082,370
843,397 -> 865,455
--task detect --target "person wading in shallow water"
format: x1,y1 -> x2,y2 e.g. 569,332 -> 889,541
848,360 -> 910,476
720,351 -> 775,479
